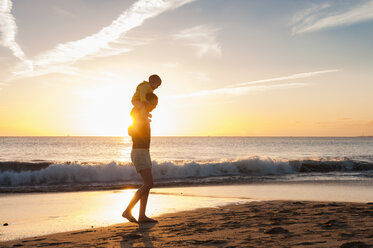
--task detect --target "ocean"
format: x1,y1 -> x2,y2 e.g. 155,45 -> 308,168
1,136 -> 372,193
1,136 -> 373,241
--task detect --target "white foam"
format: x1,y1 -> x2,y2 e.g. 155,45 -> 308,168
1,157 -> 371,188
0,157 -> 295,187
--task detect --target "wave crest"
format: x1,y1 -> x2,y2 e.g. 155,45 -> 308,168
0,157 -> 372,188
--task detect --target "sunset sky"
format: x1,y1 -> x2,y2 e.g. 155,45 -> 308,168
0,0 -> 372,136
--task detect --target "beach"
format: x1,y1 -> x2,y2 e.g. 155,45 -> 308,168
1,200 -> 372,247
1,0 -> 373,246
1,137 -> 373,247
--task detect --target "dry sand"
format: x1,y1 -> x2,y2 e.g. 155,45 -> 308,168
1,200 -> 373,247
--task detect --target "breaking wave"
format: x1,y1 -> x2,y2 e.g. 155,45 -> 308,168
0,157 -> 372,192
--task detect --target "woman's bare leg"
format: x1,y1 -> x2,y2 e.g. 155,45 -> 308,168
122,167 -> 153,223
139,189 -> 150,218
138,168 -> 157,223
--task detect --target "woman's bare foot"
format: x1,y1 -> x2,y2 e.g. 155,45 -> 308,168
122,210 -> 138,223
138,216 -> 158,223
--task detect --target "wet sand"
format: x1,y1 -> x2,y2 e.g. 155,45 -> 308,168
1,200 -> 373,247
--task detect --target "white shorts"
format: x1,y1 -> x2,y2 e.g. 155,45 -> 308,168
131,148 -> 152,173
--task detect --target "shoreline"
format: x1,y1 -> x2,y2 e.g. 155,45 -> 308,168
2,177 -> 373,194
1,200 -> 372,247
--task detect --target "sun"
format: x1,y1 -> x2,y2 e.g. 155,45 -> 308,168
73,81 -> 134,136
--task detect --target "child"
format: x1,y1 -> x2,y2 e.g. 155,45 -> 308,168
131,74 -> 161,119
123,92 -> 158,223
128,93 -> 158,137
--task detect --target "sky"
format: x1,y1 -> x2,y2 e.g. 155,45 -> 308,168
0,0 -> 372,136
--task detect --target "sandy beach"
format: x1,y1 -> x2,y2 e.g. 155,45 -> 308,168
1,200 -> 372,247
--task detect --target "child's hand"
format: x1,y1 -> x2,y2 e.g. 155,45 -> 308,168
148,113 -> 152,118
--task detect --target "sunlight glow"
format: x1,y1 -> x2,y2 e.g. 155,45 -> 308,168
150,104 -> 174,136
72,78 -> 134,136
0,1 -> 372,136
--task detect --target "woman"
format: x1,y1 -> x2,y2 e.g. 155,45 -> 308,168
122,93 -> 158,223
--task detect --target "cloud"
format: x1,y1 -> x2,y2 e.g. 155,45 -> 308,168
232,69 -> 339,87
11,0 -> 196,77
291,1 -> 373,34
173,25 -> 221,57
170,69 -> 339,99
0,0 -> 32,71
52,6 -> 74,17
170,82 -> 306,99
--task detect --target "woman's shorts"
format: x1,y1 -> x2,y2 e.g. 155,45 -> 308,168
131,148 -> 152,173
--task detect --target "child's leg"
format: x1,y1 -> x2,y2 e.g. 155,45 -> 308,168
132,100 -> 149,119
131,99 -> 142,108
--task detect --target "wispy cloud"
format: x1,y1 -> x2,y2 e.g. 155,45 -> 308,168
11,0 -> 196,77
0,0 -> 32,72
173,25 -> 221,57
170,69 -> 339,99
171,83 -> 306,99
232,69 -> 339,87
291,0 -> 373,34
52,6 -> 74,17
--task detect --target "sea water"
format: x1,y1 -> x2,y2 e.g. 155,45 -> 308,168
0,136 -> 373,192
1,136 -> 373,241
1,136 -> 373,163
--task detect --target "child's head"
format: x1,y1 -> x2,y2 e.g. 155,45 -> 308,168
145,93 -> 158,112
149,74 -> 161,90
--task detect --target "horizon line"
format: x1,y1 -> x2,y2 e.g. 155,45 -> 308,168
0,135 -> 371,138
